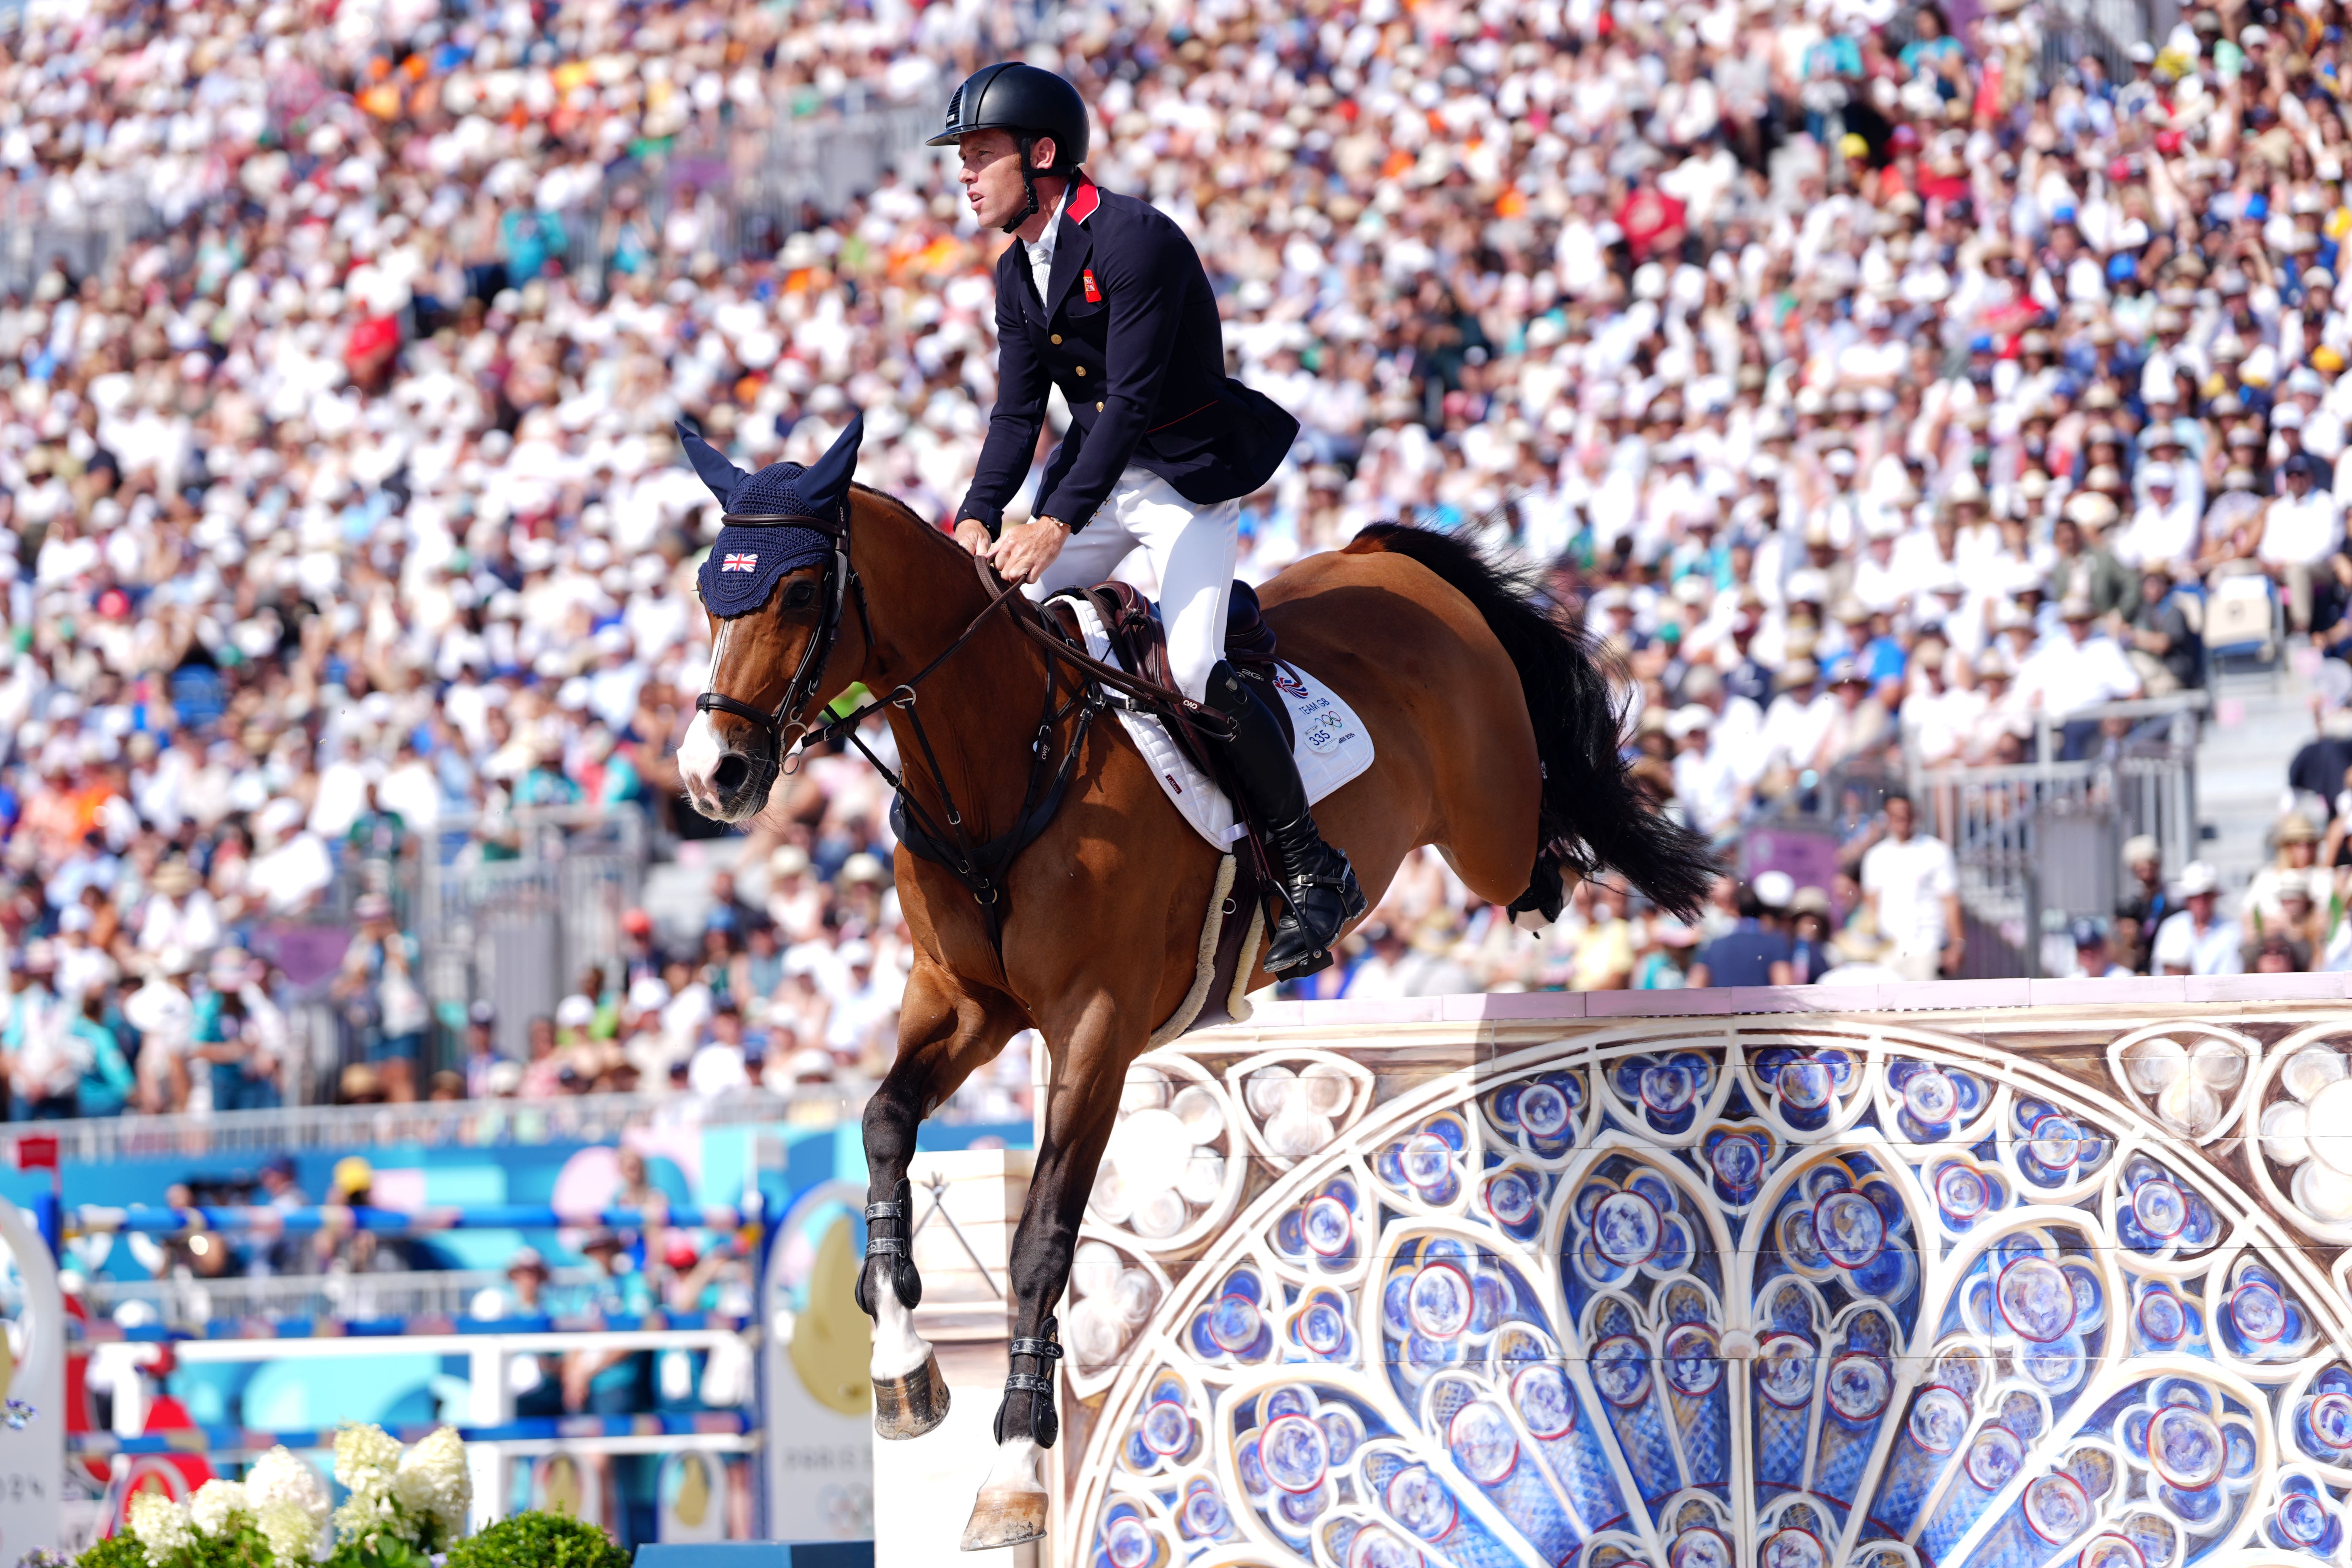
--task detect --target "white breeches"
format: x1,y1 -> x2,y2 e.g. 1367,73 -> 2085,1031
1025,465 -> 1241,702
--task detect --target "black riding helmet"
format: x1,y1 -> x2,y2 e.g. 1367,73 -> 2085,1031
927,62 -> 1089,234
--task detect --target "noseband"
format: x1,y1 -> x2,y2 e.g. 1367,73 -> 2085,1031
693,509 -> 863,762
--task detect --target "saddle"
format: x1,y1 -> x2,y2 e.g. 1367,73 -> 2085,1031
1040,577 -> 1291,1029
1042,579 -> 1293,775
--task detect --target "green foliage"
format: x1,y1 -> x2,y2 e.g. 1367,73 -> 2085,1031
319,1537 -> 435,1568
441,1512 -> 630,1568
70,1521 -> 275,1568
67,1537 -> 149,1568
160,1526 -> 273,1568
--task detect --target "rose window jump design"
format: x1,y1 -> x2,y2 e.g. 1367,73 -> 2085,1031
1066,1021 -> 2352,1568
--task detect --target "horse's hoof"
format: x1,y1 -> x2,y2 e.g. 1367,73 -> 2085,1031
959,1485 -> 1048,1551
873,1349 -> 951,1440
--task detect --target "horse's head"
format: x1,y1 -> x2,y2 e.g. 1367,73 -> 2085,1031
675,412 -> 866,822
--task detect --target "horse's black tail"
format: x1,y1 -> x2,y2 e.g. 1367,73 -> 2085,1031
1345,522 -> 1718,921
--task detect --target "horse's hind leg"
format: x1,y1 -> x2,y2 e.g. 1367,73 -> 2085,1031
861,960 -> 1023,1440
961,1005 -> 1135,1550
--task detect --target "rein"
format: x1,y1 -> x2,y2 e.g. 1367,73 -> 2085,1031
697,513 -> 1236,948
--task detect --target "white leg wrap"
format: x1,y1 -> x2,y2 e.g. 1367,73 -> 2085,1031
869,1277 -> 933,1380
978,1437 -> 1045,1495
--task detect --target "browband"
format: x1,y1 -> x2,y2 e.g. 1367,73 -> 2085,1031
720,511 -> 846,533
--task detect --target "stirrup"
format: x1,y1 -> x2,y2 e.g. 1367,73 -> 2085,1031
1264,840 -> 1365,974
993,1318 -> 1064,1448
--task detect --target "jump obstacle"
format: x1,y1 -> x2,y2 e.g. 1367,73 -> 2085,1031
870,976 -> 2352,1568
8,976 -> 2352,1566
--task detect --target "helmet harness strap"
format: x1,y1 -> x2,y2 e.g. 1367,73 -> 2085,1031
1001,132 -> 1042,235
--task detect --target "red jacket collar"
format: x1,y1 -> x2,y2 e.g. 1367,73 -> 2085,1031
1065,174 -> 1101,225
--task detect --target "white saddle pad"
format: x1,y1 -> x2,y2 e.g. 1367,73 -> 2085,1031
1058,595 -> 1376,850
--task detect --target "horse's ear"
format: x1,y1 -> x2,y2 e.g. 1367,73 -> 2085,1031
675,418 -> 751,507
801,411 -> 865,517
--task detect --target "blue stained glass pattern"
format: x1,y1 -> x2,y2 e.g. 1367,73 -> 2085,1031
1068,1028 -> 2352,1568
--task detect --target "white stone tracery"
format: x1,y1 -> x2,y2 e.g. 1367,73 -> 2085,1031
1062,1020 -> 2352,1568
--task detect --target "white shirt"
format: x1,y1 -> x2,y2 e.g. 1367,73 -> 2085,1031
2115,496 -> 2201,568
1022,186 -> 1072,304
139,891 -> 221,956
1862,832 -> 1958,951
2017,631 -> 2143,717
1673,744 -> 1741,835
247,833 -> 335,913
2152,911 -> 2244,975
2262,487 -> 2343,567
1900,687 -> 1968,768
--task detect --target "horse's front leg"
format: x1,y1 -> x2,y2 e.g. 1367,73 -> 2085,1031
960,1002 -> 1136,1550
861,959 -> 1022,1440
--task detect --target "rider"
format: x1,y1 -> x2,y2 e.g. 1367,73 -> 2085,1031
933,62 -> 1366,977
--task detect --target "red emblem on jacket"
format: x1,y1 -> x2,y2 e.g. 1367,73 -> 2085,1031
1083,269 -> 1101,304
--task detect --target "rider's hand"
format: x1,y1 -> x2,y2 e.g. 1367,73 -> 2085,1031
987,517 -> 1071,586
952,518 -> 993,557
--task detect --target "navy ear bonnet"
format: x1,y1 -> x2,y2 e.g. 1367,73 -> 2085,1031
682,412 -> 864,619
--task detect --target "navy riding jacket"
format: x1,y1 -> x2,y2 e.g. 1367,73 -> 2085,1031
953,174 -> 1299,536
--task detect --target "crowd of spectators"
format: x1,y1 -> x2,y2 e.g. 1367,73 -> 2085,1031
11,0 -> 2352,1098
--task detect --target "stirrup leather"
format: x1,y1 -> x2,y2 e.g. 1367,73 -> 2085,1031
995,1317 -> 1065,1448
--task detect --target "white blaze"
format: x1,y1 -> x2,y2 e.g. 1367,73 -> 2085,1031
676,624 -> 731,804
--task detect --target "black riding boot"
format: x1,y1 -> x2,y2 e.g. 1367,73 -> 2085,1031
1207,661 -> 1367,978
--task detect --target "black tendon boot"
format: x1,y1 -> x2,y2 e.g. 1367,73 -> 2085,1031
1206,661 -> 1366,977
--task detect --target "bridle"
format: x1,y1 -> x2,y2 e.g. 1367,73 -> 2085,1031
692,508 -> 865,765
693,505 -> 1236,946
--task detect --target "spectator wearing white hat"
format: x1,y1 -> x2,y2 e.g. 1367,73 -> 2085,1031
136,858 -> 220,957
824,940 -> 900,1075
2152,863 -> 2244,977
2115,461 -> 2201,570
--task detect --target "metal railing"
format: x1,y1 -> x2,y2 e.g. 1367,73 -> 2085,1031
2037,0 -> 2156,84
85,1266 -> 606,1329
12,1072 -> 1039,1162
1908,692 -> 2205,973
0,102 -> 943,302
413,805 -> 649,1067
21,1085 -> 867,1164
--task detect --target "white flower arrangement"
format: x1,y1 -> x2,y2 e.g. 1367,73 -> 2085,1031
124,1492 -> 193,1565
126,1474 -> 262,1565
244,1444 -> 333,1565
185,1481 -> 248,1539
392,1426 -> 472,1548
329,1423 -> 408,1553
101,1427 -> 480,1568
249,1457 -> 336,1542
252,1498 -> 327,1568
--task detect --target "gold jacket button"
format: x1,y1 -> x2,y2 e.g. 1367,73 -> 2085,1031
1096,401 -> 1105,412
1050,334 -> 1062,345
1074,365 -> 1085,376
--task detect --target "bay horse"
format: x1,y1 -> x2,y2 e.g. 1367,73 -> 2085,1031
674,453 -> 1714,1550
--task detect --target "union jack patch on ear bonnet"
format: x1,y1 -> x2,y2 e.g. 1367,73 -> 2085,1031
681,412 -> 864,618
